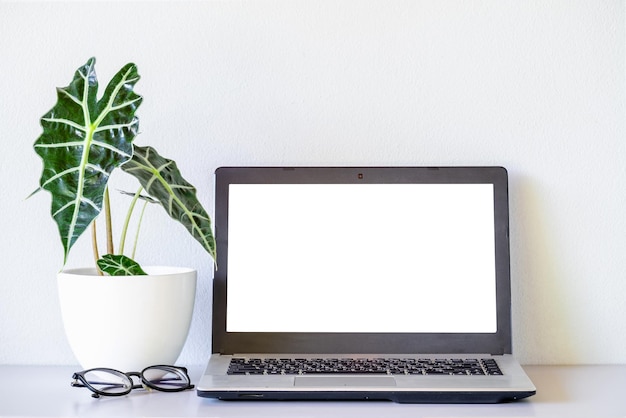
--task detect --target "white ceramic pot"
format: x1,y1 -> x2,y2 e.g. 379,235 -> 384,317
57,266 -> 197,372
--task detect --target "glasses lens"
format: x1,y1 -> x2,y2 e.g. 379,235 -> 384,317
83,369 -> 133,395
142,366 -> 190,391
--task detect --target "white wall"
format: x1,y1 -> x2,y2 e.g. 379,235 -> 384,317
0,0 -> 624,366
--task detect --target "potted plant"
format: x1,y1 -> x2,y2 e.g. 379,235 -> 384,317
31,57 -> 216,372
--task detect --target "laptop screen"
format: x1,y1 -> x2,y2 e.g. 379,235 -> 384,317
212,167 -> 512,355
226,183 -> 497,334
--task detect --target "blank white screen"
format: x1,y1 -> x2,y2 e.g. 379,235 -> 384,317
226,184 -> 497,333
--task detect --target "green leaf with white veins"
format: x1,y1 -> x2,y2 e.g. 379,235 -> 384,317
33,58 -> 142,264
122,146 -> 217,262
97,254 -> 147,276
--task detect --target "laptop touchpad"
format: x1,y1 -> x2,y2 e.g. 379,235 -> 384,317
294,376 -> 397,387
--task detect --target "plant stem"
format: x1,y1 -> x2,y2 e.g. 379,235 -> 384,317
91,222 -> 103,276
119,187 -> 143,255
104,187 -> 114,255
131,199 -> 149,259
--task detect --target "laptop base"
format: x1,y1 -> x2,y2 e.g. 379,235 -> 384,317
198,389 -> 536,404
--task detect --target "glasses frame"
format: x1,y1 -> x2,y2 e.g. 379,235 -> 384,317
71,365 -> 194,398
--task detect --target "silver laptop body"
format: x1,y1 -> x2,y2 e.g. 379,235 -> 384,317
197,166 -> 535,403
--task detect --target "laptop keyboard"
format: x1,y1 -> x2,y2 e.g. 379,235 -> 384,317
227,357 -> 503,376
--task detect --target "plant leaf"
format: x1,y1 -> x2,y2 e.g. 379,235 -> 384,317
97,254 -> 147,276
121,145 -> 217,263
33,58 -> 143,264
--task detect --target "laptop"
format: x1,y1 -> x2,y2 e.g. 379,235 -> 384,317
196,166 -> 536,403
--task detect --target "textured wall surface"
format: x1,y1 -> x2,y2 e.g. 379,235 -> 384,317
1,0 -> 624,366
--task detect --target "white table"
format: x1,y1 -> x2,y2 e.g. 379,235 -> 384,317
1,365 -> 624,417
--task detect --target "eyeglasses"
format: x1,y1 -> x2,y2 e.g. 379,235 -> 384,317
71,365 -> 194,398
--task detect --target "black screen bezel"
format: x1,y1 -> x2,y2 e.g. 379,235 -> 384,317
212,166 -> 512,355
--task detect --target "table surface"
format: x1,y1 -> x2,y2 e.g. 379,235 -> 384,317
1,365 -> 624,417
